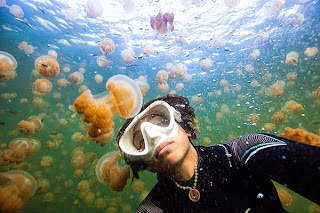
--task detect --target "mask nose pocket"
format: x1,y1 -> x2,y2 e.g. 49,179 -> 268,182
141,122 -> 161,146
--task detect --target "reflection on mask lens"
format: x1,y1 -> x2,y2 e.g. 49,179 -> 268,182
132,113 -> 170,151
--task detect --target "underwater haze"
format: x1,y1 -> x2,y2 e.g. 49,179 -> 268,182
0,0 -> 320,212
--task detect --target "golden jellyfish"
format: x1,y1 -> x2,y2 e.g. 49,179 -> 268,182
286,13 -> 305,27
20,98 -> 28,104
41,155 -> 54,167
9,4 -> 24,18
276,188 -> 292,207
74,169 -> 84,178
282,100 -> 304,114
0,92 -> 17,99
96,151 -> 130,192
48,50 -> 57,59
0,170 -> 37,212
248,113 -> 260,124
285,51 -> 299,65
250,79 -> 259,88
80,190 -> 95,205
32,79 -> 52,96
97,55 -> 110,67
95,74 -> 103,84
79,85 -> 89,94
280,127 -> 320,147
94,198 -> 107,209
200,58 -> 213,71
132,180 -> 145,193
176,82 -> 184,91
0,0 -> 5,7
36,178 -> 50,194
215,90 -> 222,96
317,86 -> 320,100
71,150 -> 88,169
65,8 -> 78,22
271,111 -> 286,124
57,78 -> 69,87
221,104 -> 231,114
224,0 -> 240,8
156,70 -> 169,84
72,132 -> 85,144
142,43 -> 154,57
286,72 -> 297,81
249,49 -> 261,60
134,79 -> 150,97
99,38 -> 115,55
85,0 -> 103,18
262,123 -> 275,132
220,79 -> 228,87
34,55 -> 60,78
69,72 -> 84,84
0,51 -> 18,80
24,45 -> 34,54
121,48 -> 135,64
245,64 -> 254,73
79,67 -> 85,74
150,12 -> 174,39
73,75 -> 142,146
53,92 -> 61,100
175,63 -> 187,77
63,65 -> 70,73
18,41 -> 28,50
157,82 -> 169,93
191,94 -> 202,104
305,47 -> 318,57
77,180 -> 90,192
233,84 -> 241,92
43,192 -> 54,203
17,116 -> 43,135
216,112 -> 223,121
202,137 -> 211,146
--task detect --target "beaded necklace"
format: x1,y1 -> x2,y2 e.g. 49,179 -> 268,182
174,163 -> 200,202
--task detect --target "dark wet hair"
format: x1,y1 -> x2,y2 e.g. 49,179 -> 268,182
116,94 -> 198,180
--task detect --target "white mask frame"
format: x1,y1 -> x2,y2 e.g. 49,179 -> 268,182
118,100 -> 182,162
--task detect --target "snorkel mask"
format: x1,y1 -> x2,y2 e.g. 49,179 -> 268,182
119,101 -> 182,162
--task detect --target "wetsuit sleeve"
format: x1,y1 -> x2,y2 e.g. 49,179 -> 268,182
222,133 -> 320,205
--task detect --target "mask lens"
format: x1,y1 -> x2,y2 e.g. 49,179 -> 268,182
132,113 -> 170,151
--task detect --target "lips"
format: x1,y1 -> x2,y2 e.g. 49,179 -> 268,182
154,141 -> 173,159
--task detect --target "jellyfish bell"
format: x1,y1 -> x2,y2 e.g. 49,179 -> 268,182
69,72 -> 84,84
156,70 -> 168,84
0,0 -> 6,7
1,170 -> 37,206
142,43 -> 154,57
18,41 -> 28,51
24,45 -> 34,54
48,50 -> 57,59
106,75 -> 142,118
99,38 -> 115,55
85,0 -> 103,18
97,55 -> 110,67
121,48 -> 135,64
200,58 -> 213,71
63,65 -> 70,73
0,51 -> 18,80
34,55 -> 60,78
95,151 -> 130,192
150,12 -> 174,39
285,51 -> 299,65
32,79 -> 52,96
134,79 -> 150,97
9,4 -> 24,18
65,8 -> 78,22
157,82 -> 169,93
95,74 -> 103,84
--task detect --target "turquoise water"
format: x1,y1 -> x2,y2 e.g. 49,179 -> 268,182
0,0 -> 320,212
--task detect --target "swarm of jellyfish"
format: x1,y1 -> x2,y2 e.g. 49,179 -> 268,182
73,75 -> 142,146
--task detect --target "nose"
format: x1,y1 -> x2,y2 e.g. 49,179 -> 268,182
140,122 -> 163,145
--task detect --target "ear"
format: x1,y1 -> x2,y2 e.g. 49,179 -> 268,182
186,132 -> 192,138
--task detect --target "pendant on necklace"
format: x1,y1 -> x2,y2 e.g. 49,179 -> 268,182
188,188 -> 200,202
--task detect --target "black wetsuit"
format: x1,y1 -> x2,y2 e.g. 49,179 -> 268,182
136,133 -> 320,213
